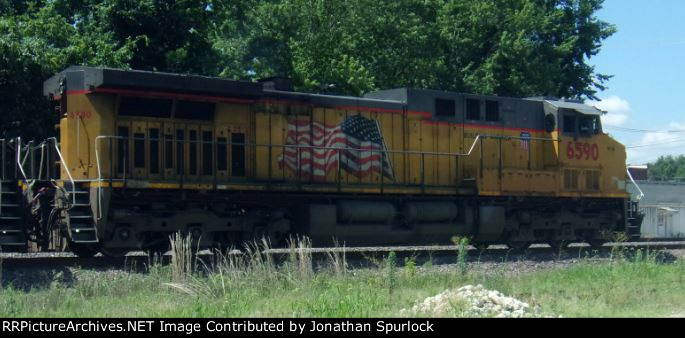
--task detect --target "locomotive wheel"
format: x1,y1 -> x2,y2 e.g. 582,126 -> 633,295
146,244 -> 170,262
548,240 -> 569,251
471,242 -> 490,251
69,242 -> 99,258
99,246 -> 129,258
507,241 -> 531,251
587,239 -> 607,249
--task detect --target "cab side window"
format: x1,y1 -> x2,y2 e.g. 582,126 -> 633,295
485,100 -> 499,122
563,115 -> 576,134
466,99 -> 480,120
435,99 -> 455,118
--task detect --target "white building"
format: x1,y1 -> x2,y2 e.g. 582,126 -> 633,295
627,181 -> 685,239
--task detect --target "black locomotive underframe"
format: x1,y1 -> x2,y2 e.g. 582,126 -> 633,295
89,188 -> 628,251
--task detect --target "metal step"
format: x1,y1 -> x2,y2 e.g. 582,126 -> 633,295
69,222 -> 95,229
70,203 -> 91,208
0,229 -> 26,246
0,229 -> 23,234
70,228 -> 98,243
71,228 -> 96,233
69,215 -> 94,219
0,180 -> 24,249
0,242 -> 27,247
0,221 -> 22,229
65,183 -> 97,243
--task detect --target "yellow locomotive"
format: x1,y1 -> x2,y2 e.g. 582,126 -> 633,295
0,66 -> 643,256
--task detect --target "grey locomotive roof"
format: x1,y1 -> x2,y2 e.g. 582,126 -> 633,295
43,65 -> 263,98
264,89 -> 405,111
43,66 -> 601,129
544,100 -> 603,116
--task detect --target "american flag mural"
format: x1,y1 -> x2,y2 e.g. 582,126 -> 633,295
520,131 -> 531,151
278,115 -> 395,181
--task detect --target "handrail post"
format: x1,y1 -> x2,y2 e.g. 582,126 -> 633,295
123,140 -> 128,190
498,137 -> 502,179
16,137 -> 28,181
281,144 -> 286,182
1,139 -> 5,180
479,137 -> 484,179
380,149 -> 384,194
455,153 -> 459,194
30,141 -> 35,179
337,151 -> 341,192
177,134 -> 183,191
297,146 -> 301,190
48,137 -> 76,204
109,137 -> 113,187
528,138 -> 532,171
13,138 -> 17,179
267,144 -> 272,186
420,152 -> 425,194
94,136 -> 102,220
212,136 -> 217,191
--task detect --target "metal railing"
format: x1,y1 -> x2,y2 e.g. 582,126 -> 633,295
92,133 -> 561,192
627,168 -> 644,201
15,137 -> 29,181
0,133 -> 563,221
46,137 -> 77,204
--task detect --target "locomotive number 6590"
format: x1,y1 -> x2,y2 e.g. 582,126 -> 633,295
566,141 -> 599,161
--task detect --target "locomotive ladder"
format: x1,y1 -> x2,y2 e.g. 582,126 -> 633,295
64,181 -> 98,244
0,180 -> 26,251
626,201 -> 644,239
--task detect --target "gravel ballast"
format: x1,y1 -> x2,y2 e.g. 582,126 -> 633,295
401,284 -> 544,318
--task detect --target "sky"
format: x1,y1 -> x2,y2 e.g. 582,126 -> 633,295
590,0 -> 685,165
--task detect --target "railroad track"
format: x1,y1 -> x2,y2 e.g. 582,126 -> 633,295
2,241 -> 685,271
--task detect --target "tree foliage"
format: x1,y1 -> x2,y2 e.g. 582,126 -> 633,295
1,0 -> 615,139
0,1 -> 133,139
648,156 -> 685,181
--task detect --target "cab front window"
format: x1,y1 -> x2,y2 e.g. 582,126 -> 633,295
579,116 -> 600,135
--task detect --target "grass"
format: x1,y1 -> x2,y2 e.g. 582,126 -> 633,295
1,236 -> 684,317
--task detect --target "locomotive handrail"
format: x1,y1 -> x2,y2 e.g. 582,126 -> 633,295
90,133 -> 562,206
89,133 -> 564,218
627,168 -> 644,202
92,133 -> 561,180
15,137 -> 28,181
92,134 -> 559,182
94,135 -> 115,220
46,137 -> 77,205
1,138 -> 6,180
93,133 -> 558,158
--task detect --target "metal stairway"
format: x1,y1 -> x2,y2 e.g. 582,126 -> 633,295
626,200 -> 644,239
64,182 -> 98,244
0,180 -> 26,251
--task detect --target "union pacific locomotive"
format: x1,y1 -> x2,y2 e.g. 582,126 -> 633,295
0,66 -> 643,257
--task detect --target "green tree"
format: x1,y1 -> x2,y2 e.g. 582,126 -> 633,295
649,156 -> 685,181
235,0 -> 614,98
1,0 -> 617,138
241,0 -> 444,95
53,0 -> 221,74
0,1 -> 133,139
438,0 -> 615,99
